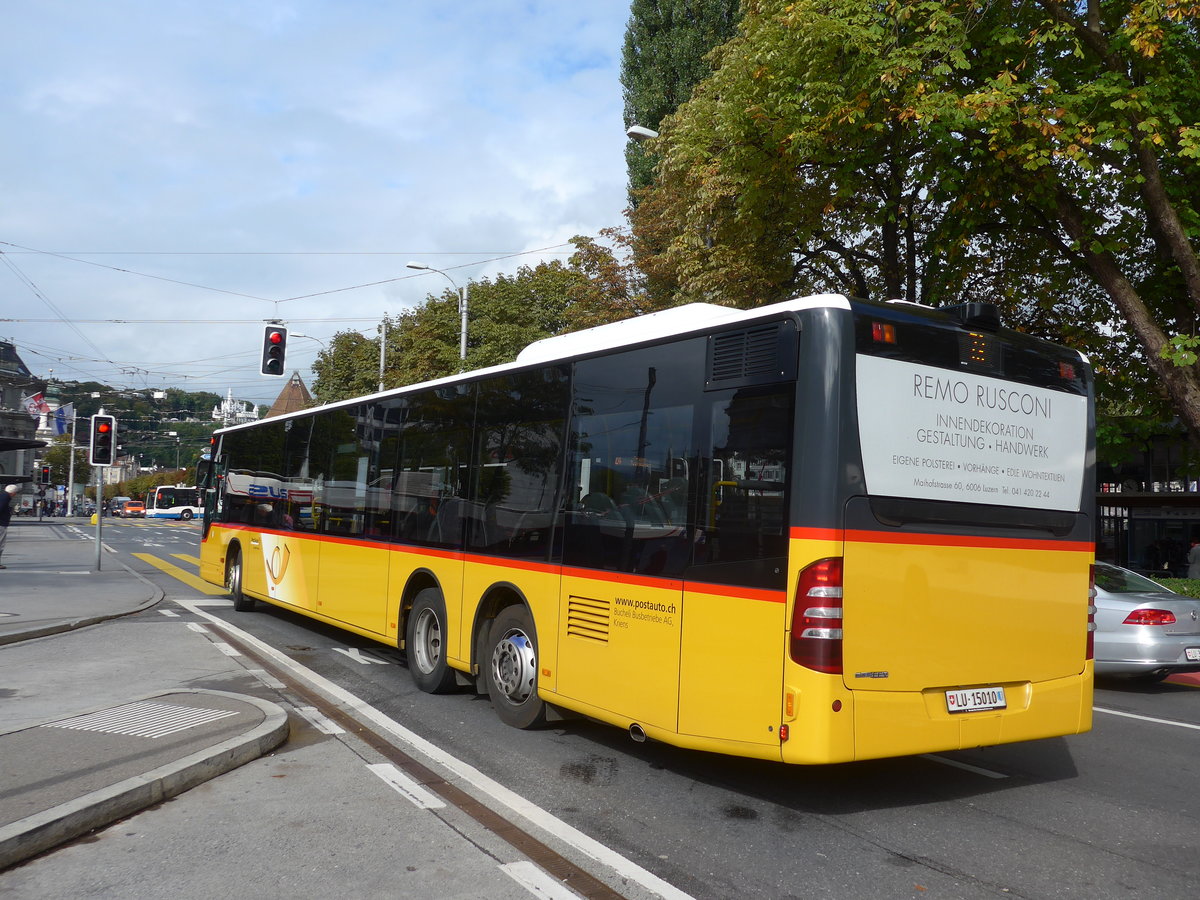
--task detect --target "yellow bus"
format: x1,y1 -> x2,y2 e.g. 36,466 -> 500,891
199,295 -> 1095,763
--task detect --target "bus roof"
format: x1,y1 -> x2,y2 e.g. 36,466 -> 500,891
212,294 -> 850,436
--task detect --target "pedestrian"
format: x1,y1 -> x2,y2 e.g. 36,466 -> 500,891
0,484 -> 17,569
1188,540 -> 1200,579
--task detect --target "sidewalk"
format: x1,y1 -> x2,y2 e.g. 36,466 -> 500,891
0,519 -> 288,869
0,520 -> 603,898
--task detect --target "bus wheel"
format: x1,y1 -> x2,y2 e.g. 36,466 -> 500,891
180,509 -> 193,520
227,548 -> 254,611
485,606 -> 547,729
406,588 -> 457,694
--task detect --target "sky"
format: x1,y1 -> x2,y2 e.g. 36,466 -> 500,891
1,1 -> 632,409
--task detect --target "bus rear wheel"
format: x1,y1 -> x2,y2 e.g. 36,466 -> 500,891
227,547 -> 254,611
406,588 -> 457,694
180,509 -> 193,520
485,606 -> 547,729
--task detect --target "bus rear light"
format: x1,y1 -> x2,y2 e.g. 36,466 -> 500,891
1087,564 -> 1096,660
791,557 -> 844,674
871,322 -> 896,344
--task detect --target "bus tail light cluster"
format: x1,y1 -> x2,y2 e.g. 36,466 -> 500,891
790,557 -> 844,674
1087,564 -> 1096,660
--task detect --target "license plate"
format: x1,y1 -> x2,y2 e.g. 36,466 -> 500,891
1186,648 -> 1200,662
945,686 -> 1007,714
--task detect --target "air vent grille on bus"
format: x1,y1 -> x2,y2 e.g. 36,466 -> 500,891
705,320 -> 798,391
566,596 -> 610,643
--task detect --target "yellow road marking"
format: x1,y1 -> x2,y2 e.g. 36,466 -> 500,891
172,553 -> 202,567
133,552 -> 227,596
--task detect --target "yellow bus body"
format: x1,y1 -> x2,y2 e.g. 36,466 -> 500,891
201,520 -> 1092,765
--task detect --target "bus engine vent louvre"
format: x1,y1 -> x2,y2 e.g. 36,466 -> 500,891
566,596 -> 611,643
705,321 -> 798,391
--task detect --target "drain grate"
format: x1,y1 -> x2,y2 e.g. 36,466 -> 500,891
40,701 -> 239,739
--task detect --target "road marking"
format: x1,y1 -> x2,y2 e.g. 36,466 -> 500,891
1094,706 -> 1200,732
133,552 -> 228,596
178,602 -> 694,900
296,705 -> 345,734
920,754 -> 1008,779
172,553 -> 202,566
367,763 -> 446,809
501,860 -> 584,900
213,642 -> 241,657
333,647 -> 391,665
246,668 -> 287,690
187,622 -> 209,633
159,610 -> 180,618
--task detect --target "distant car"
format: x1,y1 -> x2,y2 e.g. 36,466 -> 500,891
1093,561 -> 1200,682
123,501 -> 145,518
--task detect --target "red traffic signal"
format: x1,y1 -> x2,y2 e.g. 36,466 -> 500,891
261,325 -> 288,376
40,464 -> 51,485
89,414 -> 117,466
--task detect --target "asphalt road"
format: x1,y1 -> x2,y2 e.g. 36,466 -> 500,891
96,519 -> 1200,898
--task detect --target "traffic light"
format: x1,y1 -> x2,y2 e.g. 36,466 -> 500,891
89,414 -> 117,466
40,465 -> 51,485
260,325 -> 288,376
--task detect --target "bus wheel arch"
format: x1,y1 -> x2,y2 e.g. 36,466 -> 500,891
481,595 -> 547,729
226,542 -> 254,611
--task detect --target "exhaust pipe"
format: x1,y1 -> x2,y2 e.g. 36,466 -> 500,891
629,723 -> 646,743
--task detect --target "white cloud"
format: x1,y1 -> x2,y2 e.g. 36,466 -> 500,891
0,1 -> 631,405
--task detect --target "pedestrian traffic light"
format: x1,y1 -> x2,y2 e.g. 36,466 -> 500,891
89,414 -> 117,466
40,464 -> 51,485
260,325 -> 288,376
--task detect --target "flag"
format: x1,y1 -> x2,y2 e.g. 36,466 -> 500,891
21,392 -> 51,417
54,403 -> 74,435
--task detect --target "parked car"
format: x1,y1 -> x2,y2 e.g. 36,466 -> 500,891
123,501 -> 145,518
1093,561 -> 1200,682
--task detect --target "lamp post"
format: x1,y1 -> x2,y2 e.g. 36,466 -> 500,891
407,262 -> 468,365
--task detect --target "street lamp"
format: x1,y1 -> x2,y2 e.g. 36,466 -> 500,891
626,124 -> 659,141
407,262 -> 468,364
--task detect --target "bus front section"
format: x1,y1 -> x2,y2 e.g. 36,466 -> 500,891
782,299 -> 1094,764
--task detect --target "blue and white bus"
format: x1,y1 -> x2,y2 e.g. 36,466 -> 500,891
146,484 -> 202,520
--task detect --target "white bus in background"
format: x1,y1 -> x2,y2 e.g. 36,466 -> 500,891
146,484 -> 202,520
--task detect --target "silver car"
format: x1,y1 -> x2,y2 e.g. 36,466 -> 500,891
1093,561 -> 1200,682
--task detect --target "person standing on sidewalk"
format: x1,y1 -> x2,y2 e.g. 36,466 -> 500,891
0,484 -> 17,569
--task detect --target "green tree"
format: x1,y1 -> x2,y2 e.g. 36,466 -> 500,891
621,0 -> 741,201
636,0 -> 1200,441
312,261 -> 587,403
42,434 -> 88,487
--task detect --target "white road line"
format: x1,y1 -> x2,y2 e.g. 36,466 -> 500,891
212,641 -> 241,657
295,705 -> 345,734
1094,706 -> 1200,731
158,610 -> 180,617
500,860 -> 583,899
177,599 -> 694,900
186,622 -> 208,633
920,754 -> 1008,779
367,762 -> 446,809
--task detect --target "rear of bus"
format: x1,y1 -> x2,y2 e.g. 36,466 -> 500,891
783,299 -> 1094,764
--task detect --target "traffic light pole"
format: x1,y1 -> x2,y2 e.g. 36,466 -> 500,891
93,464 -> 103,571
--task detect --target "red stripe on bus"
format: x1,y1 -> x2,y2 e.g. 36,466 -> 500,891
790,525 -> 1091,553
843,529 -> 1093,553
212,524 -> 785,601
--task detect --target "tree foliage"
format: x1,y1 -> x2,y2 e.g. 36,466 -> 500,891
311,261 -> 588,404
621,0 -> 741,200
635,0 -> 1200,440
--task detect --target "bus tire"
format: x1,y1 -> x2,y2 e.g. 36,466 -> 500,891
180,509 -> 193,520
406,588 -> 457,694
227,547 -> 254,611
485,606 -> 547,729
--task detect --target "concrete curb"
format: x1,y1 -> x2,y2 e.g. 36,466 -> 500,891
0,690 -> 290,870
